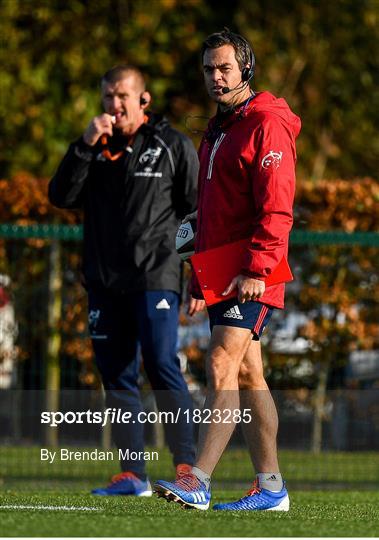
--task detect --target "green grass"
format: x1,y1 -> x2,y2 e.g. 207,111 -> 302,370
1,446 -> 378,486
0,490 -> 378,537
0,447 -> 378,537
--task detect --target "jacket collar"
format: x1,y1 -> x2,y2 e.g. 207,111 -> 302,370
205,94 -> 257,142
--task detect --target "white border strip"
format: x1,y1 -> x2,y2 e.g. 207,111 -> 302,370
207,133 -> 226,179
0,504 -> 100,511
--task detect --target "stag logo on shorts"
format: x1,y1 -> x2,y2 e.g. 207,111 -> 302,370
261,150 -> 283,170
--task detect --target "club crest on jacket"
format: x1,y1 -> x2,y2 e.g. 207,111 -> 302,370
261,150 -> 283,170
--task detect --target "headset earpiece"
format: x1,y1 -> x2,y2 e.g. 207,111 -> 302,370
241,63 -> 255,83
241,67 -> 250,82
241,46 -> 255,82
140,95 -> 149,106
237,33 -> 255,83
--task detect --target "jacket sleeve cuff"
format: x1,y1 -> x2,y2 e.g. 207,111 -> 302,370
73,137 -> 97,162
240,268 -> 266,280
189,270 -> 204,299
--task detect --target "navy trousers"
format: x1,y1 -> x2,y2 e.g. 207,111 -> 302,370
88,289 -> 195,476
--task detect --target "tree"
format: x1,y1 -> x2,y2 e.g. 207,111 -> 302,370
236,0 -> 379,179
293,178 -> 379,451
0,0 -> 378,180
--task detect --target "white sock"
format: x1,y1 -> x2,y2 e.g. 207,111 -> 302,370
191,467 -> 211,490
257,472 -> 283,492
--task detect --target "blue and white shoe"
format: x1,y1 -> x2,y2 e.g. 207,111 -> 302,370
92,471 -> 152,496
213,479 -> 289,511
154,473 -> 211,510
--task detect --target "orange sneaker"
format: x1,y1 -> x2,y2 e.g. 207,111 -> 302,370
92,471 -> 152,496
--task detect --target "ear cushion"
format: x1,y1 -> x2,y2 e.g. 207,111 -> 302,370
241,66 -> 253,82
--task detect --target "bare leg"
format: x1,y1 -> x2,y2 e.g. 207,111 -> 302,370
195,325 -> 252,475
239,340 -> 279,472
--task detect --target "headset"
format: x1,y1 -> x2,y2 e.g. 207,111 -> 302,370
222,32 -> 255,94
241,43 -> 255,82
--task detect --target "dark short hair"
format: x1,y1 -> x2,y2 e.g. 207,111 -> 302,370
101,64 -> 145,91
201,29 -> 253,71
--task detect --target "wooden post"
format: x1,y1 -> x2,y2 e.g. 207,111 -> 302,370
45,239 -> 62,447
311,359 -> 329,453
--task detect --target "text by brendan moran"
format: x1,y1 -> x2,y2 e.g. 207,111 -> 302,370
40,448 -> 159,464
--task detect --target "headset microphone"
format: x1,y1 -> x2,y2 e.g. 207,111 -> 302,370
221,79 -> 249,94
222,84 -> 238,94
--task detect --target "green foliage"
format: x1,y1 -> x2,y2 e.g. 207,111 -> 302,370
294,179 -> 379,354
236,0 -> 379,179
0,0 -> 378,179
0,176 -> 377,386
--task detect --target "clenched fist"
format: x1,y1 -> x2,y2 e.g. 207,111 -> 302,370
83,113 -> 116,146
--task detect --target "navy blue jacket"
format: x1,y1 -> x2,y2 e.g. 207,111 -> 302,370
49,113 -> 198,294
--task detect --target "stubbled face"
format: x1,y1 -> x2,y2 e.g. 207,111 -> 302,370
202,44 -> 250,109
101,74 -> 144,135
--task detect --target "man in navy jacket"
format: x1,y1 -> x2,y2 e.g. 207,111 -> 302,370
49,65 -> 198,495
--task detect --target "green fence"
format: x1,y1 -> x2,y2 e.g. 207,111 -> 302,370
1,224 -> 379,245
0,223 -> 378,483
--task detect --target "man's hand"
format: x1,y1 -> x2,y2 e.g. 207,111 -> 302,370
222,274 -> 265,303
187,295 -> 206,316
83,113 -> 116,146
182,210 -> 197,224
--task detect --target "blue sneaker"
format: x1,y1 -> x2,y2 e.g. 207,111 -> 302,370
92,471 -> 152,496
213,479 -> 289,511
154,473 -> 211,510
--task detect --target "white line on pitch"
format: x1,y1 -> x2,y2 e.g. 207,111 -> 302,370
0,504 -> 100,511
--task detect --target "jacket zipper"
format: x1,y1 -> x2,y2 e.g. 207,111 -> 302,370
207,133 -> 226,180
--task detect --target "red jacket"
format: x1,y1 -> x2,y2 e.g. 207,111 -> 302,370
191,91 -> 301,308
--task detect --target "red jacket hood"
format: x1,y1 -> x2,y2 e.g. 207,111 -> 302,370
252,91 -> 301,138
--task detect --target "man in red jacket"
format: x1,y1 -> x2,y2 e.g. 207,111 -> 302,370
155,29 -> 301,511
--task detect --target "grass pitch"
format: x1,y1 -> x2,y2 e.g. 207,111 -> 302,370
1,447 -> 378,537
1,490 -> 378,537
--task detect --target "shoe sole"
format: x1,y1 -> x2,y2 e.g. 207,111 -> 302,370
265,496 -> 289,511
154,485 -> 209,511
92,491 -> 153,497
213,495 -> 290,512
137,490 -> 153,497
